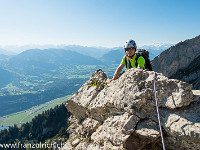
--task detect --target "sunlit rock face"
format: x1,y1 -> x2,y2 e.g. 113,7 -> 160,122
62,69 -> 200,150
152,35 -> 200,90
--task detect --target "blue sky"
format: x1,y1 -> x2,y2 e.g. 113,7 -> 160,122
0,0 -> 200,48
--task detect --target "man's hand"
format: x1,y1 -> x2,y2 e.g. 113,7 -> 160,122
107,78 -> 114,84
137,66 -> 144,69
107,64 -> 125,84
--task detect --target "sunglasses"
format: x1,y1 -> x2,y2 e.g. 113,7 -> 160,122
125,48 -> 135,51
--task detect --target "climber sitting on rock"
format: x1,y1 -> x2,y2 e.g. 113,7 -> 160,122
108,39 -> 145,83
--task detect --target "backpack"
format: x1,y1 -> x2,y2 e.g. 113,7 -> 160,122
125,49 -> 152,71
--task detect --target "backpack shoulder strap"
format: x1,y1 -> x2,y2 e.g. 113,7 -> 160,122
125,56 -> 127,68
125,56 -> 132,69
135,53 -> 141,68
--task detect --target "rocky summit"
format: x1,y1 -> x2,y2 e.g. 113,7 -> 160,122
62,69 -> 200,150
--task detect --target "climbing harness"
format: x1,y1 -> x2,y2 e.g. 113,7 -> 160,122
153,71 -> 166,150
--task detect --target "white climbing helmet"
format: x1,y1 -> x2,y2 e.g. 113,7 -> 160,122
124,39 -> 137,49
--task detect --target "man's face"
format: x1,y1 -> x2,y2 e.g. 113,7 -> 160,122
125,47 -> 135,56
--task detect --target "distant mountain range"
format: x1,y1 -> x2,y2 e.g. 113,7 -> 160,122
100,49 -> 124,64
0,43 -> 174,83
99,44 -> 173,63
63,44 -> 173,60
5,49 -> 104,75
0,48 -> 16,55
0,43 -> 173,58
0,45 -> 110,58
0,44 -> 174,77
63,45 -> 110,59
0,43 -> 174,71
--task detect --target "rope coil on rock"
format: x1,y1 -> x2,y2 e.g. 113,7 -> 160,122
154,71 -> 166,150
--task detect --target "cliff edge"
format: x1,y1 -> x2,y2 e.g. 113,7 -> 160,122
62,69 -> 200,150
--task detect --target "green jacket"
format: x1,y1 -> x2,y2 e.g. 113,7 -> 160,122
121,54 -> 145,69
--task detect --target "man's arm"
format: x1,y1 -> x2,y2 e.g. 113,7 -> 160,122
107,64 -> 125,83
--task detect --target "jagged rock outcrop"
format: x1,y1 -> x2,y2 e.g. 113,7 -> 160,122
62,69 -> 200,150
152,35 -> 200,90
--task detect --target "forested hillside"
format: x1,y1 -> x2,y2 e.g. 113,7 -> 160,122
0,104 -> 70,146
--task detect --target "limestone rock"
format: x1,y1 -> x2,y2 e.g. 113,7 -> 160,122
161,100 -> 200,142
81,118 -> 101,137
135,119 -> 160,138
66,69 -> 107,120
91,113 -> 139,146
88,69 -> 194,121
125,119 -> 161,150
62,69 -> 200,150
152,35 -> 200,90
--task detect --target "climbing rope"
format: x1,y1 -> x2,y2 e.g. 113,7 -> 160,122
154,71 -> 166,150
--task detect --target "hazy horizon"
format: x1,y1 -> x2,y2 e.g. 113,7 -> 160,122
0,42 -> 175,54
